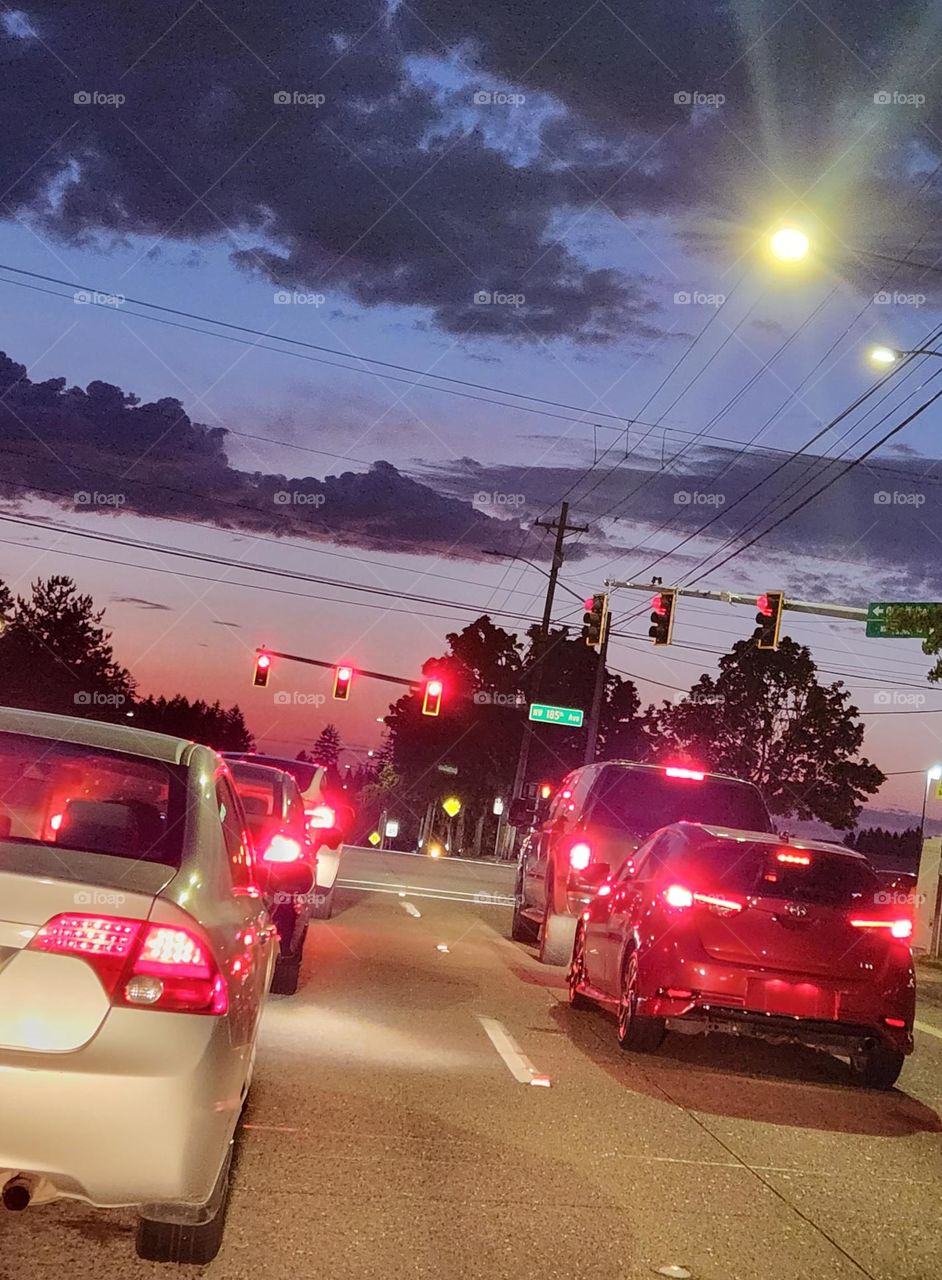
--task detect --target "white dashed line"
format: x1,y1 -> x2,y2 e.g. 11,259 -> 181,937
914,1018 -> 942,1040
478,1016 -> 551,1086
400,901 -> 422,918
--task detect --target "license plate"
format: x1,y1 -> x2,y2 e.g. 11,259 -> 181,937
746,978 -> 837,1019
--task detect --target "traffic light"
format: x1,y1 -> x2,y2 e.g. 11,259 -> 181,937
332,664 -> 353,700
253,652 -> 272,687
582,592 -> 609,647
422,678 -> 443,717
753,591 -> 784,650
648,589 -> 676,646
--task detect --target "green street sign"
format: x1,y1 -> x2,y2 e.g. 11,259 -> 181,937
528,702 -> 585,728
866,602 -> 941,639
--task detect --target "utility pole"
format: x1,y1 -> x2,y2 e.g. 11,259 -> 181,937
583,617 -> 610,765
508,502 -> 589,811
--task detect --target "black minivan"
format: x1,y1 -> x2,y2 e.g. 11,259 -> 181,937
511,760 -> 774,964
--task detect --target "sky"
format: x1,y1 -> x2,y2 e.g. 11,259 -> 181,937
2,1 -> 942,823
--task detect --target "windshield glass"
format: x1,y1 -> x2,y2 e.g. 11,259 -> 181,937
0,732 -> 187,866
591,769 -> 772,836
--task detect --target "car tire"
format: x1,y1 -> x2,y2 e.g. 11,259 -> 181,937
511,874 -> 538,943
270,952 -> 301,995
567,922 -> 593,1010
312,885 -> 334,919
849,1042 -> 905,1090
539,909 -> 577,966
616,953 -> 665,1053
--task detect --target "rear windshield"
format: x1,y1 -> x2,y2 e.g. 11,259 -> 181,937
227,754 -> 317,793
0,732 -> 187,866
677,840 -> 880,908
229,769 -> 277,836
590,769 -> 772,837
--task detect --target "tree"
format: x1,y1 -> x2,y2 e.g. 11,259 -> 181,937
132,695 -> 254,751
310,723 -> 342,768
645,636 -> 884,829
0,575 -> 135,718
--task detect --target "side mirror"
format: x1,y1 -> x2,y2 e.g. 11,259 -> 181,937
580,861 -> 611,886
508,797 -> 535,829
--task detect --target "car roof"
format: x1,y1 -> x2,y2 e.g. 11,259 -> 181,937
590,760 -> 762,789
0,705 -> 195,765
682,822 -> 869,861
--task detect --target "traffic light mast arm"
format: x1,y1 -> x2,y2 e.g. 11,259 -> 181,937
603,582 -> 869,622
254,648 -> 421,689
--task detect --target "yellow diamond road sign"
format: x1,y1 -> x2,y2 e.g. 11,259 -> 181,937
442,796 -> 461,818
368,831 -> 381,846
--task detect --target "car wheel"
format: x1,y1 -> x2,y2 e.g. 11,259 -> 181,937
539,908 -> 577,966
511,873 -> 538,943
135,1149 -> 233,1265
567,922 -> 593,1010
849,1042 -> 905,1090
270,952 -> 301,995
312,885 -> 334,919
616,953 -> 665,1053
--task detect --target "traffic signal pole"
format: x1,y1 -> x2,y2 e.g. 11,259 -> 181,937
508,502 -> 588,810
604,581 -> 869,623
583,616 -> 610,765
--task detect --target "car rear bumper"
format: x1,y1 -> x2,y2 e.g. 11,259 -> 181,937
638,957 -> 914,1054
0,1009 -> 245,1207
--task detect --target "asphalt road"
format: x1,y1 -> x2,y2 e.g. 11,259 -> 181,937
4,846 -> 942,1279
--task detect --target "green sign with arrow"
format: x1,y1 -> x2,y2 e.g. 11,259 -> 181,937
866,602 -> 941,639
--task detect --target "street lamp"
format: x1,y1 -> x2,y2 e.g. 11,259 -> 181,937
920,764 -> 942,840
867,344 -> 942,368
768,225 -> 810,262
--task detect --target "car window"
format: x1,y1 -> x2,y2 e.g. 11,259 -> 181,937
217,777 -> 258,894
670,839 -> 880,908
0,731 -> 187,866
546,774 -> 578,825
588,768 -> 772,837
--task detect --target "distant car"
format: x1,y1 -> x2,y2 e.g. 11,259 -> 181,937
512,761 -> 774,964
223,753 -> 349,918
0,707 -> 277,1264
568,823 -> 915,1088
227,760 -> 316,995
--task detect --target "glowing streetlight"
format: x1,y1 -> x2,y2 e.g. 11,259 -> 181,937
869,345 -> 900,367
769,226 -> 810,262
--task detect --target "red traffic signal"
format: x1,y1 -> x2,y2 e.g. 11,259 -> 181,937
581,592 -> 609,647
332,664 -> 353,700
422,678 -> 443,717
253,652 -> 272,687
648,589 -> 676,645
753,591 -> 784,650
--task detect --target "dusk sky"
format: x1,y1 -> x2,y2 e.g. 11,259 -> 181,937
3,1 -> 942,821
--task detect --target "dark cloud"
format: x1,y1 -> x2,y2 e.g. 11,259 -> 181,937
112,595 -> 172,610
0,350 -> 582,559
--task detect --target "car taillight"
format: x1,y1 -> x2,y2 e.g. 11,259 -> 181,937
850,917 -> 913,941
307,805 -> 336,829
569,841 -> 592,871
664,767 -> 705,781
662,884 -> 742,914
263,834 -> 303,862
29,913 -> 228,1015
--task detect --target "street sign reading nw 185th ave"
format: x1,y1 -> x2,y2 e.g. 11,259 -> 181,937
528,703 -> 585,728
866,602 -> 941,639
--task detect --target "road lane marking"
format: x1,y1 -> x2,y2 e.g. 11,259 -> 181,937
401,901 -> 422,918
914,1018 -> 942,1040
478,1016 -> 551,1086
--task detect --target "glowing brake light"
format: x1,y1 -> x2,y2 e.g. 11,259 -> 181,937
664,767 -> 705,781
29,913 -> 228,1014
776,850 -> 811,866
850,917 -> 913,940
569,842 -> 591,871
307,804 -> 336,829
263,834 -> 303,863
664,883 -> 694,909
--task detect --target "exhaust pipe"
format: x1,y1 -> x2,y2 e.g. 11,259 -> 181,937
2,1176 -> 33,1211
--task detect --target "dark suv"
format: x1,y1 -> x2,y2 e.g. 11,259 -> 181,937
512,760 -> 773,964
